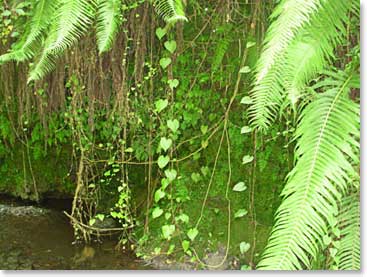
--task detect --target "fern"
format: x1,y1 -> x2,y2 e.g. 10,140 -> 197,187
249,0 -> 357,131
0,0 -> 60,63
96,0 -> 122,53
28,0 -> 97,81
211,24 -> 232,73
1,0 -> 187,80
257,70 -> 360,270
335,192 -> 360,270
152,0 -> 187,24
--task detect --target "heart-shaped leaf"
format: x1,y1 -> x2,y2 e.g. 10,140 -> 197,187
155,99 -> 168,113
240,96 -> 253,105
152,207 -> 163,218
241,126 -> 252,134
200,125 -> 208,134
235,209 -> 248,218
176,213 -> 189,224
154,188 -> 166,203
160,57 -> 171,69
165,168 -> 177,181
239,66 -> 251,74
242,155 -> 254,164
233,182 -> 247,192
240,242 -> 251,254
162,224 -> 175,240
155,27 -> 166,40
187,227 -> 199,241
161,178 -> 170,190
165,212 -> 172,220
167,119 -> 179,133
164,40 -> 177,54
158,155 -> 170,168
160,137 -> 172,152
167,79 -> 179,90
182,240 -> 190,252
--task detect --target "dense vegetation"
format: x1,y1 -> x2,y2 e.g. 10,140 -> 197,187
0,0 -> 360,270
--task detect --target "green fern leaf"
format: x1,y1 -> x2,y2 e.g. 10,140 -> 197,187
249,0 -> 357,131
0,0 -> 60,63
152,0 -> 187,24
28,0 -> 97,81
335,192 -> 360,270
257,71 -> 360,270
96,0 -> 122,53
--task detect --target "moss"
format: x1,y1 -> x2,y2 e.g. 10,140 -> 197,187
0,143 -> 75,200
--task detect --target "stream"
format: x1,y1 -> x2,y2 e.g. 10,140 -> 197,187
0,195 -> 150,270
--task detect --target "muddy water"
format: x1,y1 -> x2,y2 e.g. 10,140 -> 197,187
0,196 -> 150,270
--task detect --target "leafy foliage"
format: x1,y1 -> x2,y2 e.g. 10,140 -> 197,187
0,0 -> 187,81
96,0 -> 122,53
152,0 -> 187,24
335,192 -> 360,270
257,70 -> 360,269
249,0 -> 358,131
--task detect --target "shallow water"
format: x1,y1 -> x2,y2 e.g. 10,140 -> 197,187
0,196 -> 150,270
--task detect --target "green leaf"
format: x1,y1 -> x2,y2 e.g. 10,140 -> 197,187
240,242 -> 251,254
161,178 -> 170,190
154,188 -> 166,203
153,0 -> 188,24
200,125 -> 208,135
158,155 -> 170,168
160,57 -> 172,69
191,172 -> 201,183
167,119 -> 180,133
160,137 -> 172,152
240,264 -> 251,270
241,126 -> 252,134
242,155 -> 254,164
89,219 -> 96,226
167,244 -> 175,255
240,96 -> 253,105
165,168 -> 177,181
155,99 -> 168,113
164,40 -> 177,53
95,214 -> 105,221
187,228 -> 199,241
162,224 -> 175,240
235,209 -> 248,218
182,240 -> 190,252
176,213 -> 189,224
155,27 -> 166,40
239,66 -> 251,74
167,78 -> 179,90
152,207 -> 164,219
246,41 -> 256,48
233,182 -> 247,192
165,212 -> 171,220
96,0 -> 122,53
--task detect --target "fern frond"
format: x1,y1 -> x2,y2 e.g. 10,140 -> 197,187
28,0 -> 96,82
0,0 -> 60,63
335,192 -> 360,270
257,70 -> 360,270
96,0 -> 122,53
152,0 -> 187,24
249,0 -> 357,131
283,38 -> 329,105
